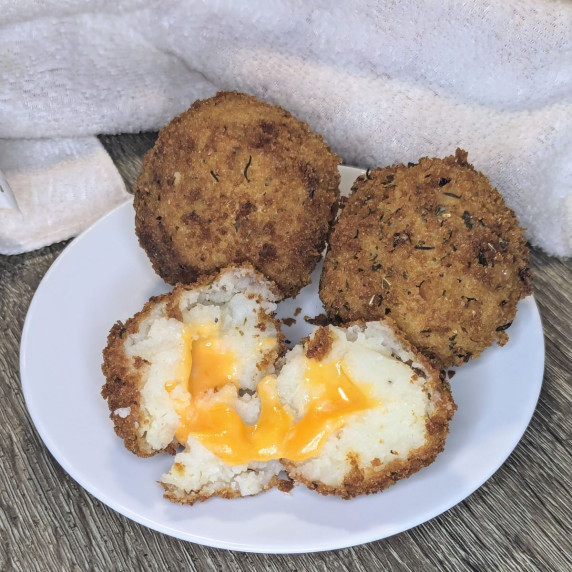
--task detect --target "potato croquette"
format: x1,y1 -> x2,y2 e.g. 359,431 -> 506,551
319,149 -> 532,367
134,91 -> 341,298
101,266 -> 286,503
102,266 -> 455,504
279,322 -> 455,498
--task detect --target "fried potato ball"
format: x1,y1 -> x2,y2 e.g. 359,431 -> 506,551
279,322 -> 455,499
101,266 -> 285,503
319,149 -> 532,367
102,265 -> 455,504
134,91 -> 341,298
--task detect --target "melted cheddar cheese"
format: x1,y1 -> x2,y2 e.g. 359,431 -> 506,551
166,325 -> 379,465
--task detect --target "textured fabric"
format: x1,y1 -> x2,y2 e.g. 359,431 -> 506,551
0,138 -> 129,254
1,0 -> 571,255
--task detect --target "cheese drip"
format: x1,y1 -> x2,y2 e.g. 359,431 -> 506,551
167,325 -> 379,465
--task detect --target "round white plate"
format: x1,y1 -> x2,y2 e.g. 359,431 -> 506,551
20,166 -> 545,553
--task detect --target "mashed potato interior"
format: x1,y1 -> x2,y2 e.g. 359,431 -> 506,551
127,306 -> 425,471
280,326 -> 434,488
123,285 -> 280,452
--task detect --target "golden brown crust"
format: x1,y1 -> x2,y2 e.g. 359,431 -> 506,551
305,326 -> 334,361
286,435 -> 446,500
134,91 -> 341,298
101,292 -> 178,458
256,307 -> 287,372
161,474 -> 284,505
320,149 -> 532,366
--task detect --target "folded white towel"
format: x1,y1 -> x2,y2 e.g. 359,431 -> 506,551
0,138 -> 129,254
1,0 -> 570,256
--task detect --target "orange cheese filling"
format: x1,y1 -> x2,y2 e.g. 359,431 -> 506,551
166,326 -> 379,465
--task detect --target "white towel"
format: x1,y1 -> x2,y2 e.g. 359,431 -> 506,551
0,138 -> 129,254
1,0 -> 571,256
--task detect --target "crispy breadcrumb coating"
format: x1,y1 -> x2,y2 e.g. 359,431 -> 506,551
134,91 -> 341,298
320,149 -> 532,366
101,292 -> 179,457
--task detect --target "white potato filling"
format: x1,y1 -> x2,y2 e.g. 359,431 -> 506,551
161,440 -> 282,499
123,268 -> 279,452
278,323 -> 433,487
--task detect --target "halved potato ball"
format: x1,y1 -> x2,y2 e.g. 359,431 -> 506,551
102,268 -> 455,505
279,322 -> 456,498
101,266 -> 286,503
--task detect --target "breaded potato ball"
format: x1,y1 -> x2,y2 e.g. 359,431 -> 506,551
320,149 -> 532,367
134,91 -> 341,298
101,266 -> 286,503
279,322 -> 455,498
102,266 -> 456,505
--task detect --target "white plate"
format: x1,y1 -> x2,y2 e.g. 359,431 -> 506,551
20,166 -> 545,553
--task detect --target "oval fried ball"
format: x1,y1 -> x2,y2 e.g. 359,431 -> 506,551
319,149 -> 532,367
134,91 -> 341,298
